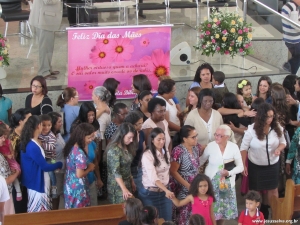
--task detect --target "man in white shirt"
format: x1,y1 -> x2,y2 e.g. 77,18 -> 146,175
0,175 -> 9,223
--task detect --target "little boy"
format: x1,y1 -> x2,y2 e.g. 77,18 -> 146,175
212,71 -> 229,106
238,190 -> 265,225
38,114 -> 57,198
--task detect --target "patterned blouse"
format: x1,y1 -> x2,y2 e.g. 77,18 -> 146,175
9,130 -> 21,164
104,122 -> 118,140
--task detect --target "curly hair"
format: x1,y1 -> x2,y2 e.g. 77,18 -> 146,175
253,103 -> 282,140
271,84 -> 290,127
193,63 -> 214,83
188,174 -> 216,201
20,115 -> 41,152
63,123 -> 95,158
236,79 -> 251,95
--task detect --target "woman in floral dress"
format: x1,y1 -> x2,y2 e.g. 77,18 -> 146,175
169,125 -> 202,225
63,123 -> 96,208
105,122 -> 137,204
286,127 -> 300,184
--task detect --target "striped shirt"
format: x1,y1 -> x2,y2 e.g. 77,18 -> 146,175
282,1 -> 300,43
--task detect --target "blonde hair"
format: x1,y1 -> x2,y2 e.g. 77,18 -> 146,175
218,124 -> 236,143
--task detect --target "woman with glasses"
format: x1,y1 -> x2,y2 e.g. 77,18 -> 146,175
200,125 -> 243,225
240,103 -> 286,219
169,125 -> 202,225
25,76 -> 53,116
56,87 -> 80,141
136,90 -> 153,122
184,88 -> 223,147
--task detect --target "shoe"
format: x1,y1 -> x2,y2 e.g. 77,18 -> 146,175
283,62 -> 291,72
50,71 -> 60,75
44,75 -> 57,80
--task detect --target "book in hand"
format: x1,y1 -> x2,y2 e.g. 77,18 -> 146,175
223,159 -> 235,179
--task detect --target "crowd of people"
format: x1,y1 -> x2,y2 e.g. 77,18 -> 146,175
0,65 -> 300,224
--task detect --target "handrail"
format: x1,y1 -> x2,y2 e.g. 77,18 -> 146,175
243,0 -> 300,30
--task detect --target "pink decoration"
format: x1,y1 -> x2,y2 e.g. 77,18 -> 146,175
205,31 -> 211,35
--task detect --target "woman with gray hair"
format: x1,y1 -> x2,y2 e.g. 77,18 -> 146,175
200,124 -> 243,225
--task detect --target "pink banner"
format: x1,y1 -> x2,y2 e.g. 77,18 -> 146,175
67,25 -> 172,101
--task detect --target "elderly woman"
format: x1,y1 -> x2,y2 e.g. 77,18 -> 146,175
200,125 -> 243,225
240,103 -> 286,219
142,98 -> 171,151
169,125 -> 202,225
156,79 -> 181,136
184,88 -> 223,146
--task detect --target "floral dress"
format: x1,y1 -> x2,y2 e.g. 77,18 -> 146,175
107,145 -> 133,204
169,144 -> 202,225
64,146 -> 90,208
104,122 -> 118,140
287,127 -> 300,184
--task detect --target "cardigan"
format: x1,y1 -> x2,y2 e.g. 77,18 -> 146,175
184,108 -> 223,145
21,139 -> 62,193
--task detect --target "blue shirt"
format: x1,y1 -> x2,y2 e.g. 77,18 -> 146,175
62,104 -> 80,141
0,96 -> 12,124
87,141 -> 96,184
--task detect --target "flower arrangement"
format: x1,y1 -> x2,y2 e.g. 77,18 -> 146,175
195,7 -> 253,58
0,34 -> 9,67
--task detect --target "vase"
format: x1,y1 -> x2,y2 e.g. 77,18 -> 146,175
0,67 -> 6,79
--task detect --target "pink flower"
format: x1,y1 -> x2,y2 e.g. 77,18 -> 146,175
140,49 -> 169,78
216,46 -> 220,51
224,50 -> 229,55
108,38 -> 134,62
216,20 -> 220,25
239,48 -> 244,52
0,56 -> 3,61
243,28 -> 249,33
222,30 -> 227,35
202,45 -> 206,49
140,37 -> 150,47
200,34 -> 204,39
205,31 -> 210,35
89,44 -> 111,64
238,30 -> 243,34
249,42 -> 252,46
230,41 -> 234,46
207,24 -> 212,28
84,81 -> 97,94
212,39 -> 216,44
245,44 -> 249,49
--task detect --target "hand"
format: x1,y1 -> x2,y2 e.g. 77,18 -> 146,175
131,179 -> 137,193
122,188 -> 133,200
286,94 -> 297,105
6,154 -> 14,160
165,190 -> 174,199
286,163 -> 291,175
220,169 -> 229,177
227,121 -> 236,130
242,165 -> 248,177
274,149 -> 281,156
97,179 -> 104,188
185,183 -> 190,190
88,163 -> 95,172
244,110 -> 257,117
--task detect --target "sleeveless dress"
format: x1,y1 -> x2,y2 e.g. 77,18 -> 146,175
192,196 -> 213,225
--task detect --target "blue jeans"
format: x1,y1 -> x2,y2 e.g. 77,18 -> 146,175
133,167 -> 143,198
286,42 -> 300,74
138,186 -> 172,221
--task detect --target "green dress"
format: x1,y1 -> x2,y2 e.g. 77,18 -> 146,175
107,145 -> 133,204
287,127 -> 300,184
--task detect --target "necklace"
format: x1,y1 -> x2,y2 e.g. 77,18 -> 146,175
198,197 -> 208,207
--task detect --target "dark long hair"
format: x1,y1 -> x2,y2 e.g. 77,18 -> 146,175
10,108 -> 31,129
146,127 -> 169,167
283,75 -> 297,99
189,214 -> 206,225
57,87 -> 77,108
63,123 -> 95,158
172,125 -> 195,148
187,87 -> 201,112
124,198 -> 143,225
139,206 -> 158,225
133,74 -> 152,93
103,78 -> 120,107
222,92 -> 242,127
271,84 -> 290,127
253,103 -> 282,140
20,115 -> 41,152
193,63 -> 214,83
255,76 -> 272,99
48,112 -> 62,135
188,174 -> 216,201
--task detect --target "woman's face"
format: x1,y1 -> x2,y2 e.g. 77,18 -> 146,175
116,107 -> 129,122
214,128 -> 228,145
131,80 -> 139,94
188,91 -> 198,107
0,135 -> 5,146
265,110 -> 274,126
236,95 -> 244,108
200,68 -> 211,83
200,96 -> 214,110
134,118 -> 143,131
152,133 -> 165,150
37,123 -> 43,134
123,132 -> 135,145
92,91 -> 98,104
31,80 -> 43,95
184,129 -> 198,146
139,94 -> 152,109
85,133 -> 95,145
151,105 -> 166,122
87,111 -> 95,124
259,80 -> 269,95
73,91 -> 79,105
295,81 -> 300,92
54,117 -> 63,132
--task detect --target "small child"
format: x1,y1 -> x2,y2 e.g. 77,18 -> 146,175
237,79 -> 252,106
212,71 -> 229,106
0,121 -> 22,201
119,198 -> 143,225
238,190 -> 265,225
171,174 -> 216,225
140,206 -> 159,225
38,114 -> 57,198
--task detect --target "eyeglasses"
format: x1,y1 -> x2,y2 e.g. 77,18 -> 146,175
31,84 -> 42,89
214,133 -> 225,138
188,134 -> 198,139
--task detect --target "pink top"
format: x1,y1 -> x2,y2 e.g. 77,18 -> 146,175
192,196 -> 213,225
141,149 -> 170,187
0,139 -> 10,155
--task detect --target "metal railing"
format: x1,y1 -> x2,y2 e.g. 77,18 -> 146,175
243,0 -> 300,30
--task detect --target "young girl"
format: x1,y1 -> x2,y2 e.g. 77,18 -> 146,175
0,121 -> 22,201
171,174 -> 216,225
119,198 -> 143,225
140,206 -> 159,225
236,79 -> 252,106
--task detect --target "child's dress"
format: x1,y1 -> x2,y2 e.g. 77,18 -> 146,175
0,139 -> 20,171
192,196 -> 213,225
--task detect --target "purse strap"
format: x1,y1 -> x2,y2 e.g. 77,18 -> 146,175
40,97 -> 53,115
